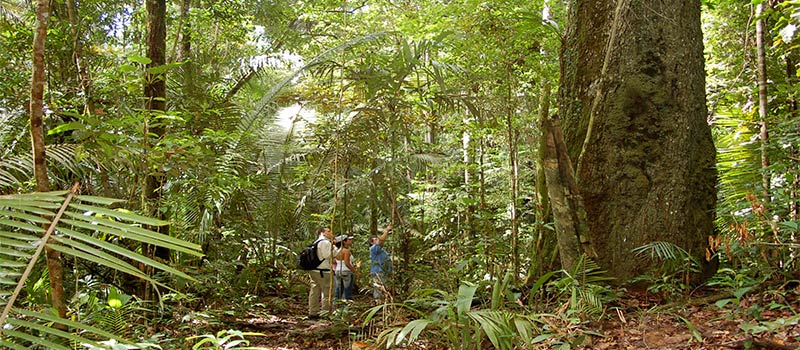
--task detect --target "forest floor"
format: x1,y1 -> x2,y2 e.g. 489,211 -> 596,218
194,283 -> 800,350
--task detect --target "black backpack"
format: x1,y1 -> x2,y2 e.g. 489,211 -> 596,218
297,239 -> 324,270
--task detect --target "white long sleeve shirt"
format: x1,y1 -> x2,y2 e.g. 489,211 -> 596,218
315,237 -> 338,270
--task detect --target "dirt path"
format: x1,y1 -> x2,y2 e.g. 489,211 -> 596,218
224,287 -> 800,350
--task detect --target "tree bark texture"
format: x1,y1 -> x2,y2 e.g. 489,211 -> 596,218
541,116 -> 594,273
31,0 -> 68,321
144,0 -> 169,273
558,0 -> 717,281
755,2 -> 771,200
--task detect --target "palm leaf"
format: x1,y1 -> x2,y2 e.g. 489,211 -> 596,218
0,185 -> 203,347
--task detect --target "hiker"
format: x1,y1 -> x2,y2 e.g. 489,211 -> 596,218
307,227 -> 337,319
333,235 -> 358,302
369,224 -> 393,304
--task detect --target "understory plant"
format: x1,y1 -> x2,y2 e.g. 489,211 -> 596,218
0,188 -> 204,348
630,241 -> 699,297
368,282 -> 546,350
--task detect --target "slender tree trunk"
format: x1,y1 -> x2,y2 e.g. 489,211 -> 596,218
505,65 -> 520,280
540,116 -> 592,273
66,0 -> 93,116
559,0 -> 717,281
534,84 -> 553,280
142,0 -> 168,298
30,0 -> 67,322
788,53 -> 799,221
756,2 -> 771,201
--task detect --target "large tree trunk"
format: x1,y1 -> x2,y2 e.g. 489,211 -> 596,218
558,0 -> 717,281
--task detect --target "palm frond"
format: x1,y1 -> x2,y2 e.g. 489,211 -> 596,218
632,241 -> 692,261
0,143 -> 100,190
0,185 -> 203,347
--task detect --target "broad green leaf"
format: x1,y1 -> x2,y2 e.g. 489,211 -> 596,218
108,287 -> 123,308
456,283 -> 478,315
716,298 -> 732,308
118,64 -> 137,73
145,62 -> 183,75
733,287 -> 752,299
47,122 -> 86,136
128,55 -> 151,64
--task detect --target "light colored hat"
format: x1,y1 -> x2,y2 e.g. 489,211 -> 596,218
336,235 -> 354,243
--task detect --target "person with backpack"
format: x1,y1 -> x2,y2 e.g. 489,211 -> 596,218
305,227 -> 337,320
369,224 -> 393,305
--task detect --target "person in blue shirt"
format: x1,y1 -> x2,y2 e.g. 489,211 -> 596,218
369,224 -> 393,304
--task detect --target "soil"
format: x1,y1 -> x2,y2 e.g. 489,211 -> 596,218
196,285 -> 800,350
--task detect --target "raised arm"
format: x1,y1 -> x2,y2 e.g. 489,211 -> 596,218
378,224 -> 392,245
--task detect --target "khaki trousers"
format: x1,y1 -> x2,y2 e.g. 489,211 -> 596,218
308,270 -> 332,316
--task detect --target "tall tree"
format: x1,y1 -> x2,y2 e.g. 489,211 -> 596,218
30,0 -> 68,321
756,1 -> 771,201
558,0 -> 717,281
143,0 -> 169,273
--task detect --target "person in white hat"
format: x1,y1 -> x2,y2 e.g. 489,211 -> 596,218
333,235 -> 358,301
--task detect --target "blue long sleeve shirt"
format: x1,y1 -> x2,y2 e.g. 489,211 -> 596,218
369,243 -> 391,274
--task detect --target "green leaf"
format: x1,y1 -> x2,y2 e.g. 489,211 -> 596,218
57,227 -> 197,281
7,318 -> 104,348
3,329 -> 72,350
45,242 -> 163,288
145,62 -> 183,75
0,231 -> 39,242
15,308 -> 129,342
59,217 -> 203,256
456,283 -> 477,316
68,203 -> 169,226
118,64 -> 137,73
47,122 -> 86,135
716,298 -> 733,308
532,333 -> 554,343
0,218 -> 47,233
128,55 -> 152,64
0,210 -> 51,225
733,287 -> 751,299
395,319 -> 431,345
76,195 -> 126,206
